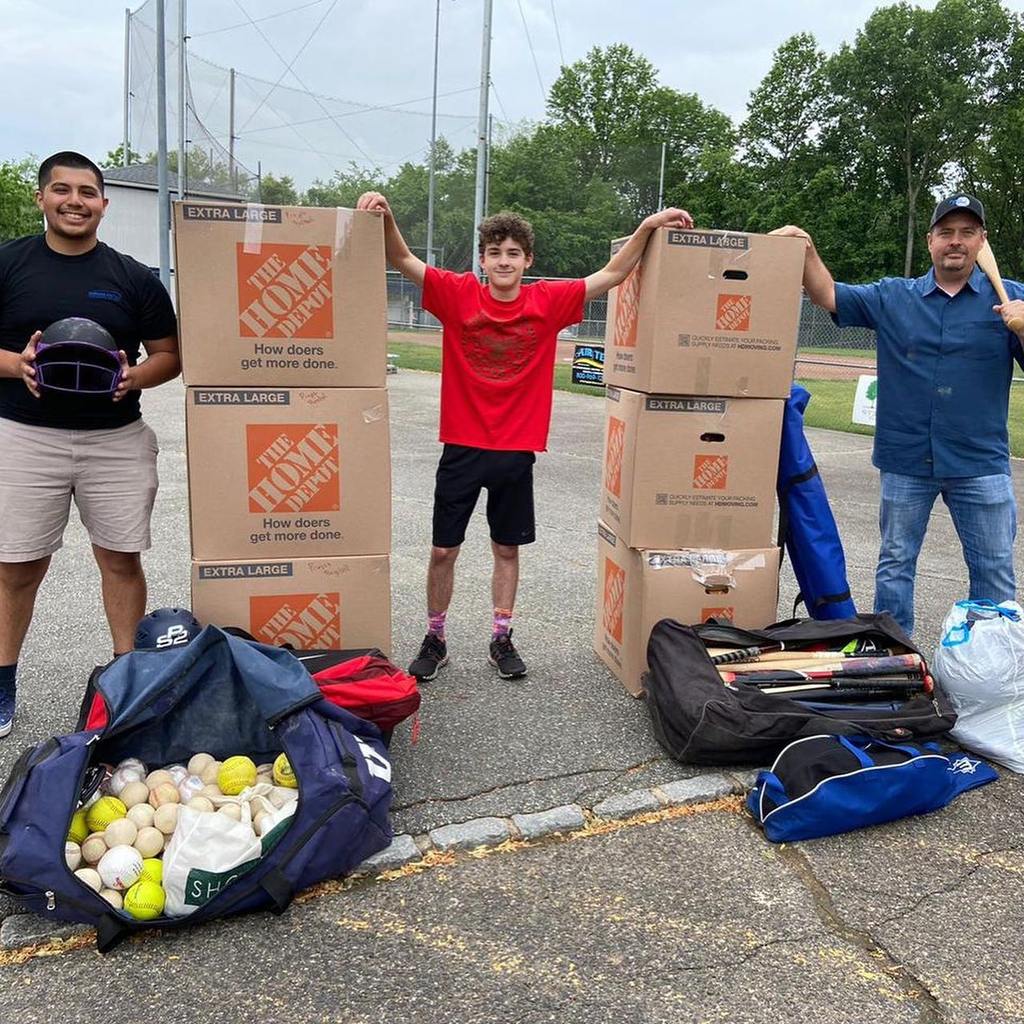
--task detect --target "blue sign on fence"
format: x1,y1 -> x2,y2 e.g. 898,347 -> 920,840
572,344 -> 605,387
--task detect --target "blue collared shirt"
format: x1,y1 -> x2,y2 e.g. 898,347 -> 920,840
834,266 -> 1024,477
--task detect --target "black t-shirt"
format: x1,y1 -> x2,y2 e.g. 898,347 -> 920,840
0,234 -> 177,429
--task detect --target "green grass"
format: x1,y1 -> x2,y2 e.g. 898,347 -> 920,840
385,342 -> 1024,456
797,377 -> 1024,457
386,341 -> 606,398
797,345 -> 876,360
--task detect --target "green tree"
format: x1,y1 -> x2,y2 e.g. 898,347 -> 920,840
827,0 -> 1013,275
259,172 -> 299,206
0,159 -> 40,242
102,144 -> 142,168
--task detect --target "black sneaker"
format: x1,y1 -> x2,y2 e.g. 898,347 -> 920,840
409,633 -> 448,681
488,630 -> 527,679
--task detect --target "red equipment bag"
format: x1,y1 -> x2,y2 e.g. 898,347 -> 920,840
308,652 -> 421,733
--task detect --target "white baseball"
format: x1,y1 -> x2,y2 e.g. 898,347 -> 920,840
153,803 -> 179,835
81,833 -> 108,865
107,765 -> 145,797
186,796 -> 215,814
187,752 -> 215,776
99,888 -> 124,909
165,764 -> 188,786
126,803 -> 155,830
97,845 -> 144,891
148,781 -> 180,808
145,769 -> 174,788
104,818 -> 138,848
74,867 -> 102,892
217,804 -> 243,822
178,774 -> 205,803
133,826 -> 165,858
199,761 -> 222,785
120,780 -> 151,809
65,841 -> 82,871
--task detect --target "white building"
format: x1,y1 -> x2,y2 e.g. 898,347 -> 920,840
100,165 -> 242,274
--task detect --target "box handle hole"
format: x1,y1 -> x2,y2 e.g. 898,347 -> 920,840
699,432 -> 726,443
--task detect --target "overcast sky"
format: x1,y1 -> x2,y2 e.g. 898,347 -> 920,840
3,0 -> 1022,187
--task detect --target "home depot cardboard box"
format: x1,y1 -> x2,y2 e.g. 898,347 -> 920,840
192,555 -> 391,653
186,386 -> 390,559
594,521 -> 780,696
601,386 -> 783,550
173,201 -> 386,387
604,228 -> 805,397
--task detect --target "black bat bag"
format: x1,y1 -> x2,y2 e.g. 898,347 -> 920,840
644,614 -> 956,766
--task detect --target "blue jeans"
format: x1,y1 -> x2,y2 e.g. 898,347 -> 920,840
875,472 -> 1016,637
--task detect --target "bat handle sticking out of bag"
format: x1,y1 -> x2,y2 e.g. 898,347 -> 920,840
709,643 -> 783,665
719,653 -> 925,683
977,240 -> 1024,334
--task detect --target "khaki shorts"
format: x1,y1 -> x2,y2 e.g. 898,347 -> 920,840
0,417 -> 159,562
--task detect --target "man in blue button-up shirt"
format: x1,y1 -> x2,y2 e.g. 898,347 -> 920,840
773,196 -> 1024,636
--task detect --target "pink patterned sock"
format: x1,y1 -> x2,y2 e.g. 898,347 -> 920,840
492,607 -> 513,639
427,610 -> 447,639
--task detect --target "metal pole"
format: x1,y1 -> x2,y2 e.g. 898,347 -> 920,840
229,68 -> 237,191
156,0 -> 170,289
484,113 -> 494,217
657,141 -> 666,211
472,0 -> 493,279
177,0 -> 187,199
425,0 -> 440,267
123,8 -> 131,166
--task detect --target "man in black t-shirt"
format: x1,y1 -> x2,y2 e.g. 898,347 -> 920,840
0,151 -> 180,738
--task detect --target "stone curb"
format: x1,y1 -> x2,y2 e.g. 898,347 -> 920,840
0,773 -> 747,949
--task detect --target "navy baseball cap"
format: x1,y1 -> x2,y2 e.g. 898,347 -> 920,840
929,194 -> 986,229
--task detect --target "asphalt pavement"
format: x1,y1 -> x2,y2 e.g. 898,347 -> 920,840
1,370 -> 1023,1024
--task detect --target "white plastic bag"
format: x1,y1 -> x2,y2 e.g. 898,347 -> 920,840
162,803 -> 264,917
932,600 -> 1024,772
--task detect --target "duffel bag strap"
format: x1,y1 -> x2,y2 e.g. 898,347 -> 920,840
95,911 -> 132,954
836,736 -> 876,768
259,868 -> 295,915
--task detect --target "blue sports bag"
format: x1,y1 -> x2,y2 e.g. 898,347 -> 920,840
747,734 -> 996,842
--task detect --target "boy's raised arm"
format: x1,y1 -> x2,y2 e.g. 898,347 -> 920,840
357,191 -> 427,288
583,206 -> 693,301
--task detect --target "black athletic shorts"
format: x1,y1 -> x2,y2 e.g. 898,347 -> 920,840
432,444 -> 537,548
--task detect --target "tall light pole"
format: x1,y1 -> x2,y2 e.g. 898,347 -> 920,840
122,8 -> 131,166
156,0 -> 170,289
177,0 -> 187,199
425,0 -> 441,267
472,0 -> 493,278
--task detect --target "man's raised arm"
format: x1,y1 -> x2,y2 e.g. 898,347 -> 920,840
583,207 -> 694,301
769,225 -> 836,313
356,191 -> 426,288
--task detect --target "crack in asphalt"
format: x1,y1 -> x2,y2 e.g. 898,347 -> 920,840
777,843 -> 949,1024
392,756 -> 676,814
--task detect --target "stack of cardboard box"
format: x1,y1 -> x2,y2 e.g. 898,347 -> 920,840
593,228 -> 806,694
173,202 -> 392,652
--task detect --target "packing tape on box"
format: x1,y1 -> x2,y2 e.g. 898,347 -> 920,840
333,207 -> 354,257
243,203 -> 266,254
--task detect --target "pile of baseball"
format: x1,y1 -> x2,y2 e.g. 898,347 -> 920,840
65,751 -> 298,920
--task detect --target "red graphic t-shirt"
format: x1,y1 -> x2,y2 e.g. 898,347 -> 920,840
422,267 -> 586,451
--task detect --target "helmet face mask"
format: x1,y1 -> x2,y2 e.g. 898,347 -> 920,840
35,317 -> 123,396
134,608 -> 202,650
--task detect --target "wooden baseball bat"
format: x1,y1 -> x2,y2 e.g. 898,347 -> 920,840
718,653 -> 924,683
976,240 -> 1024,333
708,649 -> 898,668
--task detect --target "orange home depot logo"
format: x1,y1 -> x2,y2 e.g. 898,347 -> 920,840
613,264 -> 641,348
715,293 -> 752,331
605,416 -> 626,497
603,558 -> 626,643
237,243 -> 334,339
250,592 -> 341,649
693,454 -> 728,490
246,423 -> 340,513
701,606 -> 734,622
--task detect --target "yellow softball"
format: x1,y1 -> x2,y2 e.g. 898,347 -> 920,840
217,756 -> 257,796
272,752 -> 298,789
85,796 -> 127,834
67,808 -> 90,844
123,879 -> 165,920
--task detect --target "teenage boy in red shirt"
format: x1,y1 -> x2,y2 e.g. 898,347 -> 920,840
357,192 -> 692,681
